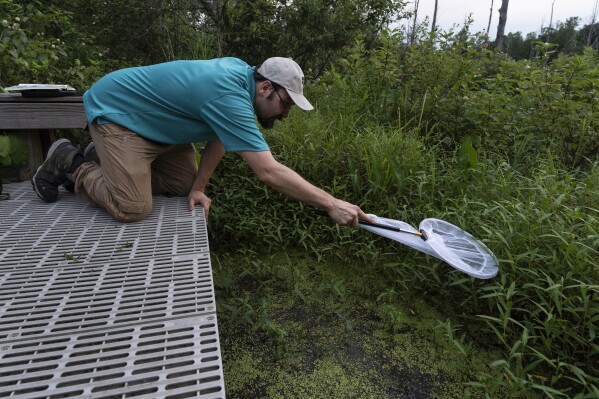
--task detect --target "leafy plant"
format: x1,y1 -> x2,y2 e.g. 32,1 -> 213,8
0,0 -> 107,90
0,134 -> 27,166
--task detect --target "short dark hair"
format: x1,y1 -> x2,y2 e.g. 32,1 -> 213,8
253,65 -> 283,91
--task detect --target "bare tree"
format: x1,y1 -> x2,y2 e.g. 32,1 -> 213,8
410,0 -> 420,45
495,0 -> 510,48
431,0 -> 439,35
588,0 -> 599,46
547,0 -> 556,42
486,0 -> 494,35
196,0 -> 229,56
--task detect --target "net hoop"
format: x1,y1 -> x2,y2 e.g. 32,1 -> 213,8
360,215 -> 498,279
419,218 -> 498,279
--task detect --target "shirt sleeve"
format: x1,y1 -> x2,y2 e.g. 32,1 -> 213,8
199,93 -> 269,152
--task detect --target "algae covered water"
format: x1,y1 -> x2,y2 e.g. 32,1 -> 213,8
214,249 -> 506,399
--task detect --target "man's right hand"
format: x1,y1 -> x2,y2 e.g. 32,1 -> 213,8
326,200 -> 374,227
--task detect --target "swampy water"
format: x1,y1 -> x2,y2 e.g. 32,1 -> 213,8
213,250 -> 505,399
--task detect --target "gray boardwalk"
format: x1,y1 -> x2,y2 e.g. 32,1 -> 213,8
0,182 -> 225,398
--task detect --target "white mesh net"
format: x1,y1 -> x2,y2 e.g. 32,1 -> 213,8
419,218 -> 498,279
360,215 -> 498,279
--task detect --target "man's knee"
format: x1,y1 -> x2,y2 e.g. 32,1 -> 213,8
111,197 -> 152,222
114,210 -> 150,223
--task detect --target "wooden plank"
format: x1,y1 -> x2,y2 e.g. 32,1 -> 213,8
0,93 -> 84,103
0,102 -> 86,129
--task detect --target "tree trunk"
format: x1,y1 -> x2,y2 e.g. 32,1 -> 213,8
486,0 -> 494,35
588,0 -> 599,46
549,0 -> 556,30
495,0 -> 509,48
410,0 -> 420,46
431,0 -> 439,35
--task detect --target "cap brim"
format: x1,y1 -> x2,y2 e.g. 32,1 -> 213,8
286,90 -> 314,111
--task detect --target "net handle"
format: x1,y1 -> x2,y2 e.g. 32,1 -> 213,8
314,209 -> 426,239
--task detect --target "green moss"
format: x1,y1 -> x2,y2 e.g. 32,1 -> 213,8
216,249 -> 507,398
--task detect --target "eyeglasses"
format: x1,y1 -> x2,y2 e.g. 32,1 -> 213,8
274,88 -> 294,111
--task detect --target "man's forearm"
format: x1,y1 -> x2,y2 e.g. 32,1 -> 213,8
256,162 -> 372,226
239,150 -> 372,226
261,162 -> 336,210
192,140 -> 225,192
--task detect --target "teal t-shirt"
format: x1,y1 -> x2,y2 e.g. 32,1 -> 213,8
83,57 -> 269,152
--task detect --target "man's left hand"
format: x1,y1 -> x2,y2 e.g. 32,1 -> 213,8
188,190 -> 212,220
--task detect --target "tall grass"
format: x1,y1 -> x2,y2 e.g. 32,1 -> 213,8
211,142 -> 599,399
208,35 -> 599,397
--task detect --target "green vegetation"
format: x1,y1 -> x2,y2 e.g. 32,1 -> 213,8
2,1 -> 598,397
210,34 -> 598,398
0,134 -> 27,166
215,250 -> 505,398
503,17 -> 599,61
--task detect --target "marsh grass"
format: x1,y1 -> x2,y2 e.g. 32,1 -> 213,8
209,118 -> 597,397
211,148 -> 596,393
206,36 -> 598,398
209,120 -> 597,398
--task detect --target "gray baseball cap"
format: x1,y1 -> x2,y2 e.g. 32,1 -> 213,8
256,57 -> 314,111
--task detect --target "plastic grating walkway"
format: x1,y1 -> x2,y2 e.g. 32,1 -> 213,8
0,182 -> 225,399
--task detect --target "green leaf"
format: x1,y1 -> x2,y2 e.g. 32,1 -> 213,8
8,135 -> 28,165
459,135 -> 478,169
0,135 -> 11,166
489,359 -> 508,368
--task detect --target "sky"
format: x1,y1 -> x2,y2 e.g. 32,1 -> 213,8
408,0 -> 597,36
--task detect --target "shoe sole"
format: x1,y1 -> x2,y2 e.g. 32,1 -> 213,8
32,138 -> 71,201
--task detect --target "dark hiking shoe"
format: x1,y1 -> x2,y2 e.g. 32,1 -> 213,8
83,141 -> 99,164
63,142 -> 99,193
32,138 -> 81,202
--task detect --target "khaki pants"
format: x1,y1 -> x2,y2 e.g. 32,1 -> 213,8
74,122 -> 197,222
